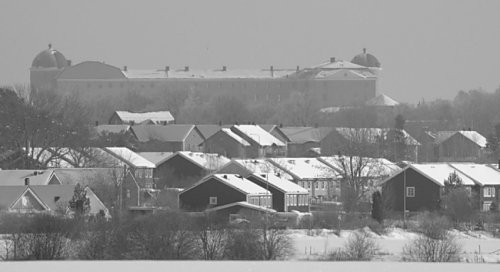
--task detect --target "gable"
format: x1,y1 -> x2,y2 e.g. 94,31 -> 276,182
11,189 -> 47,211
57,61 -> 126,80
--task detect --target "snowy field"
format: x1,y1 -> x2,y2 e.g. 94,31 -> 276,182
1,261 -> 500,272
291,227 -> 500,263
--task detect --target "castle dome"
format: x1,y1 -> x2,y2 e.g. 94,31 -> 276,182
351,48 -> 381,68
31,44 -> 68,69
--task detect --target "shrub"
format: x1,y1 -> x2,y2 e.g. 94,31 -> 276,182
224,226 -> 262,260
327,231 -> 378,261
415,212 -> 451,240
402,235 -> 461,262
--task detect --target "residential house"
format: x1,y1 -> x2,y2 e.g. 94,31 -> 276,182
202,128 -> 251,158
0,184 -> 109,217
448,163 -> 500,211
148,151 -> 230,188
320,127 -> 421,162
131,124 -> 204,152
179,174 -> 272,212
196,124 -> 231,140
204,201 -> 276,223
102,147 -> 155,189
246,173 -> 309,212
279,126 -> 333,157
230,124 -> 287,158
268,157 -> 341,202
382,163 -> 476,212
382,163 -> 500,212
216,159 -> 293,180
259,124 -> 290,144
109,110 -> 174,125
434,130 -> 487,162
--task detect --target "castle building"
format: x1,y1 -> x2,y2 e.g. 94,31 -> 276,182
30,45 -> 381,110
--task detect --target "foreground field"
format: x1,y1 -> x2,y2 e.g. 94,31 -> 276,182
291,227 -> 500,262
1,261 -> 500,272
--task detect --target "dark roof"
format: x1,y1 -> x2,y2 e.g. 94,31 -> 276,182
131,124 -> 197,142
351,48 -> 381,68
196,124 -> 230,139
0,187 -> 28,209
32,47 -> 68,69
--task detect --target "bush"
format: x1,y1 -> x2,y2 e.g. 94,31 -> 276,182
327,231 -> 378,261
414,212 -> 451,240
402,235 -> 461,262
224,226 -> 262,260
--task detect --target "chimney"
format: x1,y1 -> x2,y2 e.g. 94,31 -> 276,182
48,43 -> 52,49
363,48 -> 367,54
222,66 -> 227,72
33,171 -> 38,176
123,65 -> 128,71
185,66 -> 189,72
330,57 -> 336,63
223,175 -> 227,179
24,178 -> 30,186
296,65 -> 300,72
270,65 -> 274,77
165,66 -> 170,77
67,60 -> 72,66
54,196 -> 60,202
95,121 -> 99,127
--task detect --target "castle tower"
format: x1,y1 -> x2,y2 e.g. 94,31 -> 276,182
30,44 -> 70,92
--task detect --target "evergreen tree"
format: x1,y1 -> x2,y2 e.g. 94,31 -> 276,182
371,191 -> 383,223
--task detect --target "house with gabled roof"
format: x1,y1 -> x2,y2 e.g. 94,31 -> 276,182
179,174 -> 272,212
259,124 -> 290,144
131,124 -> 204,152
279,126 -> 333,157
102,147 -> 155,189
268,157 -> 341,202
109,111 -> 174,125
246,173 -> 309,212
434,130 -> 487,162
216,159 -> 293,181
320,127 -> 421,162
0,184 -> 109,217
196,124 -> 231,140
230,125 -> 287,158
202,128 -> 251,158
151,151 -> 230,188
382,163 -> 500,212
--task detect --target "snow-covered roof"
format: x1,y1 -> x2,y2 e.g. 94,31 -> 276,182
137,152 -> 174,167
319,156 -> 400,177
409,163 -> 476,187
448,163 -> 500,186
205,201 -> 276,213
232,125 -> 285,147
103,147 -> 155,168
365,94 -> 400,107
184,174 -> 271,196
334,127 -> 421,146
269,158 -> 339,180
123,68 -> 295,79
434,130 -> 487,147
221,128 -> 251,146
219,159 -> 293,181
176,152 -> 230,171
249,173 -> 309,194
131,124 -> 196,142
0,170 -> 54,186
280,127 -> 333,143
115,111 -> 174,124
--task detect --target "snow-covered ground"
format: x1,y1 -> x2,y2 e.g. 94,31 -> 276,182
291,227 -> 500,263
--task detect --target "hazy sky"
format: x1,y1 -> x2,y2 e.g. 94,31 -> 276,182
1,0 -> 500,103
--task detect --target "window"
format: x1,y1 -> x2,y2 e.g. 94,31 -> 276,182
483,201 -> 492,212
320,181 -> 325,189
209,197 -> 217,205
315,182 -> 319,189
406,187 -> 415,197
484,187 -> 495,198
